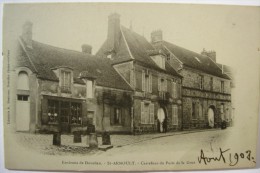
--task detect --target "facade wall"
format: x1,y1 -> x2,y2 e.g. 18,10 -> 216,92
180,67 -> 232,129
95,86 -> 132,133
11,67 -> 38,133
132,64 -> 182,134
181,68 -> 231,94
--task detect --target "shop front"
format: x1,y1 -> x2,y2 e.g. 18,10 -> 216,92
41,95 -> 87,133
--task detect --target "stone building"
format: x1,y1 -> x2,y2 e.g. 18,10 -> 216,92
151,31 -> 232,129
11,21 -> 133,134
96,14 -> 183,134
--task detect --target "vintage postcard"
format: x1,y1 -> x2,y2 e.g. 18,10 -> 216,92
2,2 -> 260,172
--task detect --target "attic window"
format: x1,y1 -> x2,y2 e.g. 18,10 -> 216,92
194,56 -> 201,63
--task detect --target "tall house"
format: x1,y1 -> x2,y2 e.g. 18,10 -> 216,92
151,31 -> 232,129
97,13 -> 183,134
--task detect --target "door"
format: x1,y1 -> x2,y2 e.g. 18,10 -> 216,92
16,95 -> 30,131
208,108 -> 214,128
60,101 -> 70,133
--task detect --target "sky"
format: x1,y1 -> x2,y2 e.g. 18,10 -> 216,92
3,3 -> 260,67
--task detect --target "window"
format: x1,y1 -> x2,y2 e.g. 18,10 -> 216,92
86,80 -> 93,98
172,105 -> 178,125
172,81 -> 177,98
198,104 -> 203,118
158,77 -> 167,92
17,95 -> 29,101
70,102 -> 82,124
199,75 -> 204,90
48,100 -> 59,123
221,81 -> 224,93
192,102 -> 196,119
61,70 -> 71,93
220,104 -> 224,114
142,70 -> 152,93
151,55 -> 165,69
112,108 -> 122,125
86,111 -> 95,125
17,72 -> 29,90
141,102 -> 154,124
45,99 -> 82,125
210,77 -> 213,91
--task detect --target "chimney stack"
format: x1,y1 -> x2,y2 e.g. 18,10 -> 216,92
107,13 -> 120,52
81,44 -> 92,54
21,21 -> 33,48
151,30 -> 163,43
201,48 -> 216,62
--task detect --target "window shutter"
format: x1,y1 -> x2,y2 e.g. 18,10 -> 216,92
149,74 -> 152,93
173,82 -> 177,98
141,102 -> 144,124
149,103 -> 154,124
165,79 -> 167,92
158,77 -> 161,91
142,70 -> 145,91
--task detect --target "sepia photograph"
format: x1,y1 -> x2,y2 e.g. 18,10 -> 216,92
2,1 -> 260,172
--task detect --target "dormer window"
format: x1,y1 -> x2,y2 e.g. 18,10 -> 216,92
61,70 -> 72,93
150,55 -> 165,69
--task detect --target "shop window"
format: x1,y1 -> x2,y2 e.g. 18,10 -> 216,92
48,100 -> 59,123
70,102 -> 82,124
141,102 -> 154,124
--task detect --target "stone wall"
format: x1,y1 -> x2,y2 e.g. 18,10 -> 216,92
180,68 -> 232,129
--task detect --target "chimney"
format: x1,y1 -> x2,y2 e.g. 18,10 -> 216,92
151,30 -> 163,43
21,21 -> 33,48
107,13 -> 120,52
201,48 -> 216,62
81,44 -> 92,54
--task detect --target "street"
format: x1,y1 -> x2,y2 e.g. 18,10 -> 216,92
95,128 -> 231,159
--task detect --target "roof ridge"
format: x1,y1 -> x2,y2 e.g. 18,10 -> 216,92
120,25 -> 135,60
33,40 -> 97,58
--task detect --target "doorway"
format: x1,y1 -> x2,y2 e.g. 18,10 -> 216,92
207,106 -> 216,128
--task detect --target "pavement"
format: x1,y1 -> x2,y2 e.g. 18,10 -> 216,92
13,128 -> 221,155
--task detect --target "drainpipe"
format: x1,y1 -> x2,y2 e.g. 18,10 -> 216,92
181,78 -> 184,131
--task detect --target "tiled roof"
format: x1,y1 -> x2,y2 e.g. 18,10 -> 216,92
96,26 -> 182,78
160,41 -> 230,79
18,38 -> 133,91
